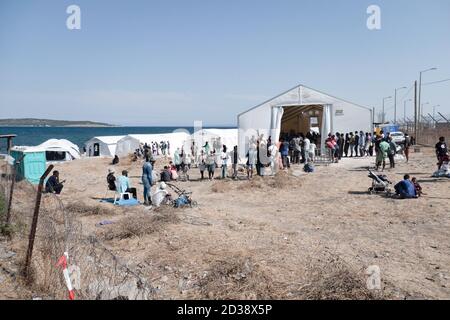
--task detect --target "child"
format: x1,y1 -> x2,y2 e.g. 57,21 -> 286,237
411,177 -> 424,197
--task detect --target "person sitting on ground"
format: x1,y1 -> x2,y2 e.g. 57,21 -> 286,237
45,170 -> 65,194
411,177 -> 424,197
151,182 -> 170,208
118,170 -> 137,200
160,166 -> 171,182
107,169 -> 116,191
394,174 -> 417,199
112,155 -> 120,165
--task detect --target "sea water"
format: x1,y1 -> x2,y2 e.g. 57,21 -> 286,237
0,126 -> 235,152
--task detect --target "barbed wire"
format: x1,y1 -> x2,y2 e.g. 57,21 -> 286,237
0,161 -> 156,300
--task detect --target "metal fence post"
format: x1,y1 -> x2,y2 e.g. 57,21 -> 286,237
23,165 -> 54,278
5,155 -> 24,226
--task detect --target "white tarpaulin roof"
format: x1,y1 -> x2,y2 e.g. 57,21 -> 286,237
38,139 -> 81,160
11,139 -> 81,161
237,84 -> 373,156
85,136 -> 125,157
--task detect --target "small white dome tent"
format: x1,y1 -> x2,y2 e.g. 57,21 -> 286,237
84,136 -> 125,157
237,84 -> 374,157
38,139 -> 81,161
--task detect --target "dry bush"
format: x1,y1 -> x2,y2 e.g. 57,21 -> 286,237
65,202 -> 119,217
237,176 -> 266,191
211,181 -> 232,193
105,209 -> 180,241
237,172 -> 301,191
193,254 -> 283,300
268,171 -> 301,189
295,255 -> 378,300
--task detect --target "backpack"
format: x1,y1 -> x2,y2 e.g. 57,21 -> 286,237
174,195 -> 189,208
304,163 -> 315,173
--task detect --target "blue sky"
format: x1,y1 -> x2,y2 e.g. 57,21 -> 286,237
1,0 -> 449,126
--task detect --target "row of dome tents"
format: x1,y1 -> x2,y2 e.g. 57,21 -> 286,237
84,129 -> 238,158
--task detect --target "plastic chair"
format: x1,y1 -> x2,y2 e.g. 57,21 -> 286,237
113,181 -> 133,205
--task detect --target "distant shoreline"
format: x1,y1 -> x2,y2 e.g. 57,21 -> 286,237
0,118 -> 117,127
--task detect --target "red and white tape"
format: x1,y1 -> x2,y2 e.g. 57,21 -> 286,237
56,252 -> 75,300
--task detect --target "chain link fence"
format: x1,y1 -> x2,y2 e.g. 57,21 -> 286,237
0,159 -> 156,300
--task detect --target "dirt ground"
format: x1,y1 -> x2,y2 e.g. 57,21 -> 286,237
1,146 -> 450,300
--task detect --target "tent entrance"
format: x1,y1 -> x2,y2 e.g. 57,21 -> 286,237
280,105 -> 323,138
93,143 -> 100,157
46,151 -> 67,162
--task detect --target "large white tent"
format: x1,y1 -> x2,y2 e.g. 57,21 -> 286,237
85,136 -> 125,157
237,84 -> 374,156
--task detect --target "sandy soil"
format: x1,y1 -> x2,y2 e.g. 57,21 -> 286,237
2,147 -> 450,299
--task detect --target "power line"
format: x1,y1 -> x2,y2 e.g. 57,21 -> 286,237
423,78 -> 450,86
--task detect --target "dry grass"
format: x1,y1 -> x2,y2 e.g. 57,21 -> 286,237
294,254 -> 379,300
237,171 -> 301,191
211,181 -> 232,193
64,202 -> 119,217
104,208 -> 180,241
192,253 -> 283,300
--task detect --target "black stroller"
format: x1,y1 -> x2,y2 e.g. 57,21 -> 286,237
166,183 -> 198,208
368,169 -> 393,195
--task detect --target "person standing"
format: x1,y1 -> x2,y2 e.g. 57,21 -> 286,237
206,151 -> 216,180
142,158 -> 153,206
388,138 -> 397,169
247,144 -> 257,178
279,138 -> 290,169
435,137 -> 448,170
337,132 -> 345,159
174,148 -> 182,172
376,138 -> 390,171
359,131 -> 365,157
231,145 -> 239,179
349,133 -> 355,157
354,131 -> 360,157
221,145 -> 229,179
344,133 -> 350,157
403,133 -> 411,163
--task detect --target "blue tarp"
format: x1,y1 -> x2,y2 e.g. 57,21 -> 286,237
100,198 -> 140,206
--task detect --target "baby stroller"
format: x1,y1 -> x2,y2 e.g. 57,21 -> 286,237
368,169 -> 392,195
166,183 -> 198,208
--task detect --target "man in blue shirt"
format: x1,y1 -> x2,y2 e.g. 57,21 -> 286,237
118,170 -> 137,199
280,138 -> 290,169
394,174 -> 417,199
142,157 -> 153,206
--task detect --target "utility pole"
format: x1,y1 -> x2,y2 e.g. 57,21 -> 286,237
414,81 -> 418,141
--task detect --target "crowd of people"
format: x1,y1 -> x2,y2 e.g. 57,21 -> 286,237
45,130 -> 448,206
133,141 -> 171,160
